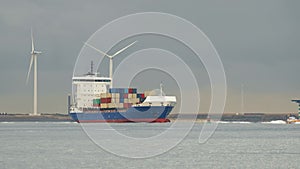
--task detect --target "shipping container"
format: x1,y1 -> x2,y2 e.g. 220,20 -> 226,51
137,93 -> 145,98
111,93 -> 120,98
93,99 -> 101,104
109,88 -> 123,93
101,98 -> 111,103
127,88 -> 137,93
123,103 -> 132,108
117,103 -> 123,108
100,93 -> 112,98
132,94 -> 137,99
129,98 -> 140,104
100,103 -> 108,109
111,98 -> 120,103
109,88 -> 115,93
109,88 -> 137,94
111,98 -> 115,103
108,103 -> 118,108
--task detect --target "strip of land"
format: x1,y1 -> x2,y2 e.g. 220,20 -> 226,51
0,114 -> 72,122
168,113 -> 293,122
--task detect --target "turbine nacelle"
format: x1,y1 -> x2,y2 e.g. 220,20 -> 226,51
31,51 -> 42,55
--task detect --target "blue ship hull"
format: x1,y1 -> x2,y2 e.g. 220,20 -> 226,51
69,106 -> 174,123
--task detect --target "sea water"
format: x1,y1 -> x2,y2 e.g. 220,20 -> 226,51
1,121 -> 300,169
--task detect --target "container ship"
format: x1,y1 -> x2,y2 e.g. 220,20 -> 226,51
69,69 -> 176,123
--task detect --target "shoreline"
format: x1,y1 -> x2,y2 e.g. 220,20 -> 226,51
0,113 -> 72,122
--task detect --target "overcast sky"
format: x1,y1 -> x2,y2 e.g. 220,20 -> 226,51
0,0 -> 299,114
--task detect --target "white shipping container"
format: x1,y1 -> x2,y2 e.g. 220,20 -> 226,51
128,94 -> 132,99
112,93 -> 120,98
111,98 -> 119,103
132,94 -> 137,99
128,98 -> 139,104
100,93 -> 112,98
118,103 -> 124,108
111,98 -> 115,103
108,103 -> 117,108
132,98 -> 140,104
100,103 -> 108,108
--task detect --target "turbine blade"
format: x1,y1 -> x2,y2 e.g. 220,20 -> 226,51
84,42 -> 112,58
31,28 -> 34,53
26,55 -> 34,84
112,41 -> 137,57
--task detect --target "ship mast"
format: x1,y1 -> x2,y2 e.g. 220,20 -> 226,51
90,60 -> 93,74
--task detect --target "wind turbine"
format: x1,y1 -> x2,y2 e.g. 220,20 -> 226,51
26,29 -> 42,116
84,41 -> 137,88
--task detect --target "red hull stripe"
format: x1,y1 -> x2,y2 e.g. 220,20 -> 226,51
77,118 -> 170,123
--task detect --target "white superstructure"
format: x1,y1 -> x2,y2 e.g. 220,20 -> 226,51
72,73 -> 111,108
136,96 -> 177,107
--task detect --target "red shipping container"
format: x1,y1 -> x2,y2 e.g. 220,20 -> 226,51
128,88 -> 133,93
123,93 -> 128,98
100,98 -> 111,103
140,93 -> 145,98
123,103 -> 132,108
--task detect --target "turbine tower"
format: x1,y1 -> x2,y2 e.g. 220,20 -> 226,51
26,29 -> 42,116
84,41 -> 136,88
